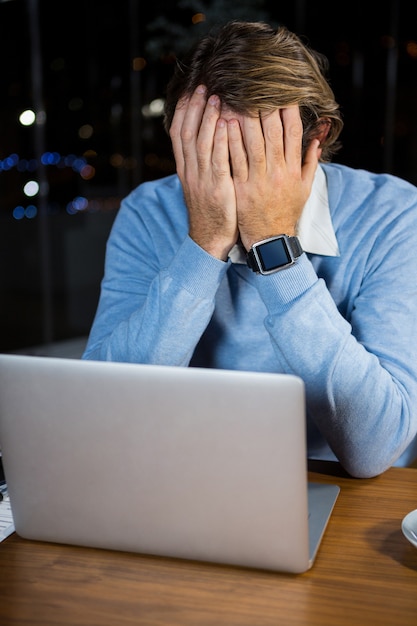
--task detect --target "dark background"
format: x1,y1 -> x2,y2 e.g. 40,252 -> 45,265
1,0 -> 417,353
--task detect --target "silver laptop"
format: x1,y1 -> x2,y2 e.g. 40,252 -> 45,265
0,353 -> 339,574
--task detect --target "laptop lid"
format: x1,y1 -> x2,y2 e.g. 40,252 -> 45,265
0,354 -> 339,573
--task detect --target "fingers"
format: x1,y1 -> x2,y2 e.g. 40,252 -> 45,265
169,85 -> 208,178
170,85 -> 224,180
227,118 -> 248,182
260,106 -> 320,188
197,95 -> 223,172
212,118 -> 231,179
277,106 -> 303,170
302,137 -> 321,187
231,109 -> 290,181
169,94 -> 190,177
262,106 -> 320,178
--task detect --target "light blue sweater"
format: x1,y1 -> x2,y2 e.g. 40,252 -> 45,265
83,163 -> 417,477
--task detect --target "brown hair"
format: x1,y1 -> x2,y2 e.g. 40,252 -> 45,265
164,21 -> 343,161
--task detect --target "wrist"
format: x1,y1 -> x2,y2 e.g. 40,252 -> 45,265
189,228 -> 237,262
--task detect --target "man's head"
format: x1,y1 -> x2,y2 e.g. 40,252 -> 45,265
164,20 -> 343,162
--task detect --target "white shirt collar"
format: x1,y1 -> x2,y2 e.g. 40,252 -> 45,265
297,164 -> 339,256
229,164 -> 339,263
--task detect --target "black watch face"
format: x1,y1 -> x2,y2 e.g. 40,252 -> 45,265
256,238 -> 291,272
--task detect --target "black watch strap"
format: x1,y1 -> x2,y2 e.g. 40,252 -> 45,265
286,236 -> 303,259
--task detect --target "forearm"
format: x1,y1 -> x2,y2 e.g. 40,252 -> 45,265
257,255 -> 417,477
84,283 -> 211,365
83,237 -> 228,365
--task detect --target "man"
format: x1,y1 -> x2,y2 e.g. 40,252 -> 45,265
83,21 -> 417,477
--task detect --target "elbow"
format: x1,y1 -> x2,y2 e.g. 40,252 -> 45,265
337,435 -> 417,479
340,459 -> 390,479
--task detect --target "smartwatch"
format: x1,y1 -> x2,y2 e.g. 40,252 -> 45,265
246,235 -> 303,275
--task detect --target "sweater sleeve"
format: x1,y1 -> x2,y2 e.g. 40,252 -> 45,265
255,243 -> 417,478
82,187 -> 229,366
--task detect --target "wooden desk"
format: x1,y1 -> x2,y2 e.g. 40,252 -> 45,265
0,462 -> 416,626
